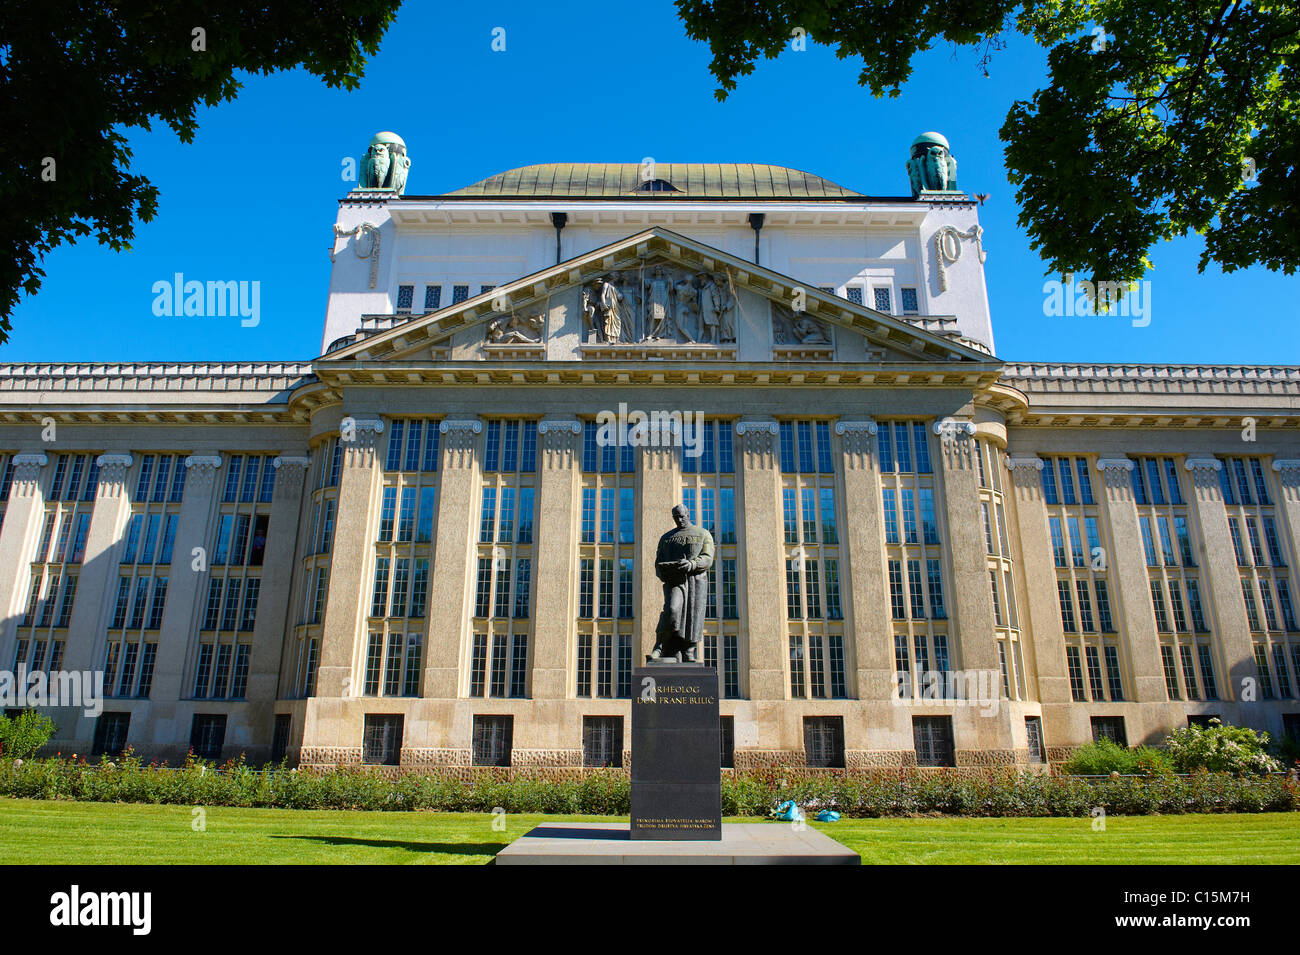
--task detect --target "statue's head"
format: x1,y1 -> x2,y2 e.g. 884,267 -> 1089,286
910,131 -> 950,161
370,131 -> 406,152
671,504 -> 689,527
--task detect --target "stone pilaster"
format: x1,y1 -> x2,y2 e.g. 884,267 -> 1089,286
836,420 -> 884,700
246,455 -> 310,703
1272,459 -> 1300,579
532,419 -> 581,699
0,453 -> 48,664
421,417 -> 482,699
636,436 -> 679,661
935,422 -> 998,674
1094,457 -> 1164,702
735,418 -> 784,700
1004,455 -> 1071,704
148,454 -> 221,708
1185,457 -> 1254,697
62,454 -> 134,674
316,417 -> 385,698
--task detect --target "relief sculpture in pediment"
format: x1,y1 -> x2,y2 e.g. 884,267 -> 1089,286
772,302 -> 831,345
487,310 -> 545,344
582,262 -> 737,346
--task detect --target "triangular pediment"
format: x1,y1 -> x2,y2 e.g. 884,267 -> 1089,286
319,228 -> 994,366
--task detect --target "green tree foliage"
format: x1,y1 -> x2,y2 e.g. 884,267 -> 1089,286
0,1 -> 399,339
0,709 -> 56,759
676,0 -> 1300,289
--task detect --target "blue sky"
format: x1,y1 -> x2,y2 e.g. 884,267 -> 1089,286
6,1 -> 1297,364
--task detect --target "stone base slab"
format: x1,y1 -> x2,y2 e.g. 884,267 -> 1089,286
495,822 -> 860,865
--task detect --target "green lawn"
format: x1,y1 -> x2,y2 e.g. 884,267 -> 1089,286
2,798 -> 1297,864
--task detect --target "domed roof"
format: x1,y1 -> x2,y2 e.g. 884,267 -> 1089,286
443,163 -> 862,199
369,131 -> 406,148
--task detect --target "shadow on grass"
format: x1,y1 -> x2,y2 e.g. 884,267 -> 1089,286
272,835 -> 502,857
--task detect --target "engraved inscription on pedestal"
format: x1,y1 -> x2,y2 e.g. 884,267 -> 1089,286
630,663 -> 722,841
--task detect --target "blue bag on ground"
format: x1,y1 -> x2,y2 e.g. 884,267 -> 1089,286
772,800 -> 803,822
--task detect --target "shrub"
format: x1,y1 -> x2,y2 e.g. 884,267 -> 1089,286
1061,739 -> 1173,776
1272,731 -> 1300,771
0,758 -> 1295,817
0,710 -> 56,760
1165,719 -> 1282,775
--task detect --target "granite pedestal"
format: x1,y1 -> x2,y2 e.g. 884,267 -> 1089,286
630,662 -> 721,840
495,822 -> 861,865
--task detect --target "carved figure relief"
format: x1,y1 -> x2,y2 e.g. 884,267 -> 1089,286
581,261 -> 738,346
487,311 -> 545,345
772,302 -> 832,345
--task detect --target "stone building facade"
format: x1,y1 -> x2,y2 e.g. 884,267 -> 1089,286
2,137 -> 1297,771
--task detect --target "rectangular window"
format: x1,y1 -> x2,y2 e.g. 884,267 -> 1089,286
395,285 -> 414,314
1198,644 -> 1219,700
1066,646 -> 1086,701
361,714 -> 403,766
1103,645 -> 1125,701
1161,645 -> 1181,699
804,716 -> 845,768
582,716 -> 623,768
1025,717 -> 1044,763
912,716 -> 954,767
189,714 -> 227,761
472,715 -> 512,767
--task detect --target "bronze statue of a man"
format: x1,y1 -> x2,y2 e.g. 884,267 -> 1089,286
651,504 -> 715,663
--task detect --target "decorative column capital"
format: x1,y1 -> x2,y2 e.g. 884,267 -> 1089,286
932,417 -> 976,439
1005,455 -> 1045,473
339,414 -> 386,460
1095,456 -> 1134,472
1184,457 -> 1223,472
1271,459 -> 1300,475
835,420 -> 877,467
736,418 -> 778,468
272,454 -> 310,502
183,454 -> 222,496
834,419 -> 878,436
439,417 -> 482,465
538,418 -> 581,468
537,418 -> 581,436
1095,456 -> 1134,492
184,454 -> 223,471
9,452 -> 47,495
273,454 -> 311,471
94,453 -> 134,494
